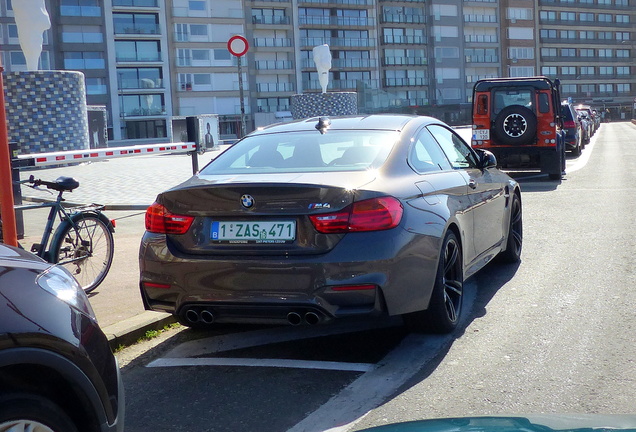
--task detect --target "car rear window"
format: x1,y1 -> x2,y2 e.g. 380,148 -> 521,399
200,130 -> 400,175
493,89 -> 533,114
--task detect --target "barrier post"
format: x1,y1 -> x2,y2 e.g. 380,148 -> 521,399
186,116 -> 199,174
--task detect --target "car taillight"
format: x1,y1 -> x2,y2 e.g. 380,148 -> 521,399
309,197 -> 403,234
563,121 -> 576,128
145,202 -> 194,235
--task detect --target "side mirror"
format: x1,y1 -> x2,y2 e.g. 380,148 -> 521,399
476,149 -> 497,169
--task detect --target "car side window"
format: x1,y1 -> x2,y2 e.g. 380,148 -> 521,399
427,124 -> 478,169
408,128 -> 452,173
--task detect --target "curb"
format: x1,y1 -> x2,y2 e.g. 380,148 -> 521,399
103,311 -> 177,351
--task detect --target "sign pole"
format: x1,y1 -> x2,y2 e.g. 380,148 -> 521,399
237,55 -> 246,138
227,35 -> 249,138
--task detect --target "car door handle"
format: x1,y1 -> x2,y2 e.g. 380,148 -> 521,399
468,179 -> 477,189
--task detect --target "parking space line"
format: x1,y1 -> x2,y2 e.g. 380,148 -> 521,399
147,357 -> 375,372
163,318 -> 402,358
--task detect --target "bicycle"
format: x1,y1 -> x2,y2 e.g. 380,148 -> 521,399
1,175 -> 115,293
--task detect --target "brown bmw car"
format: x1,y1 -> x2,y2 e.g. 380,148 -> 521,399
139,115 -> 522,333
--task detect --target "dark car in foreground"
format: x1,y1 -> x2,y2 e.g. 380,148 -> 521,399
0,245 -> 124,432
139,114 -> 522,334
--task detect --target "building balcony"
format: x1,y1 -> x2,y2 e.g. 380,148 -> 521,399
113,0 -> 159,6
116,53 -> 162,62
465,55 -> 499,63
303,79 -> 379,91
256,105 -> 291,113
118,78 -> 163,90
256,82 -> 295,92
114,24 -> 161,35
120,106 -> 166,117
301,37 -> 376,48
464,14 -> 497,23
466,74 -> 498,83
381,13 -> 426,24
255,60 -> 293,70
383,56 -> 427,66
299,0 -> 372,4
253,38 -> 293,48
382,35 -> 426,45
252,15 -> 291,25
298,16 -> 375,27
464,34 -> 498,43
384,77 -> 427,87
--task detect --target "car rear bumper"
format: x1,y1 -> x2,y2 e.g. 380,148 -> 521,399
139,230 -> 439,325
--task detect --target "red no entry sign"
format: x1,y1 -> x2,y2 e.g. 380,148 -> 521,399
228,35 -> 249,57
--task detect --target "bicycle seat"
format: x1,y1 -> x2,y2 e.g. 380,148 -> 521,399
52,176 -> 80,192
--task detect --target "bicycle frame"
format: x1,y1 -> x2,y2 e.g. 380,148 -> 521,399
14,191 -> 105,263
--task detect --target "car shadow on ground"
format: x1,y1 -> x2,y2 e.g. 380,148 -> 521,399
393,259 -> 521,395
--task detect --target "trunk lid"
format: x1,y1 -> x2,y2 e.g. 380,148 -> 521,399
158,171 -> 377,256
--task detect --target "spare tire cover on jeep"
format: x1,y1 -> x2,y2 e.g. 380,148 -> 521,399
493,105 -> 537,146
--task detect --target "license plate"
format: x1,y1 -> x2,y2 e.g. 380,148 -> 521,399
211,221 -> 296,243
473,129 -> 490,140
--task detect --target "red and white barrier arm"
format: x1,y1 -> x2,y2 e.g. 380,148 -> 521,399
16,142 -> 198,168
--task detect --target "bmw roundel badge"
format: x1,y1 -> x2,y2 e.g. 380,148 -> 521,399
240,194 -> 254,209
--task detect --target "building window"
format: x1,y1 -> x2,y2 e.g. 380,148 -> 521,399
507,8 -> 532,20
113,13 -> 159,35
599,83 -> 612,93
120,94 -> 165,117
540,29 -> 557,39
560,66 -> 575,75
62,25 -> 103,43
579,13 -> 594,21
560,11 -> 575,21
117,68 -> 162,89
539,11 -> 556,21
64,51 -> 105,69
560,30 -> 576,39
580,49 -> 595,57
115,40 -> 161,62
123,120 -> 167,140
508,66 -> 534,78
617,66 -> 629,75
508,47 -> 534,59
580,66 -> 595,75
189,1 -> 205,11
60,0 -> 101,17
616,83 -> 630,93
597,13 -> 612,23
541,66 -> 557,75
561,84 -> 576,94
616,14 -> 629,23
86,77 -> 107,95
598,49 -> 613,58
560,48 -> 576,57
580,84 -> 594,93
599,66 -> 614,75
214,49 -> 231,61
541,48 -> 557,57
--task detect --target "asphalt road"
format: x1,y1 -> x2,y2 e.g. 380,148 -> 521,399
116,122 -> 636,432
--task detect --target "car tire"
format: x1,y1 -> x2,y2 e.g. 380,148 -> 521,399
497,193 -> 523,263
493,105 -> 537,146
0,393 -> 79,432
404,230 -> 463,334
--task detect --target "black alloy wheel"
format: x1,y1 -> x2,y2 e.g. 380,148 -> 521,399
404,230 -> 463,334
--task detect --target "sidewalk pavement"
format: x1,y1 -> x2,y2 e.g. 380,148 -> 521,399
19,147 -> 230,349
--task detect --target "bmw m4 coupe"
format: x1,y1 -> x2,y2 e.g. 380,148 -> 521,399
139,115 -> 522,333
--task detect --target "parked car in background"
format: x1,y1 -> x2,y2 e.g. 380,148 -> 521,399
0,245 -> 124,432
140,114 -> 523,334
576,105 -> 596,137
591,109 -> 602,130
471,76 -> 566,180
561,102 -> 583,156
577,110 -> 594,144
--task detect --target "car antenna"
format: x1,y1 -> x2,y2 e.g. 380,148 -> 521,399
315,116 -> 331,134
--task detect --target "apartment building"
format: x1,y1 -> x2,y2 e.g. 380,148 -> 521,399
0,0 -> 634,142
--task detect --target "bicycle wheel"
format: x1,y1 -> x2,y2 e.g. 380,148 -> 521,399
51,213 -> 114,293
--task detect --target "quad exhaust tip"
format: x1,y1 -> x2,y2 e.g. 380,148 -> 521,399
287,311 -> 321,326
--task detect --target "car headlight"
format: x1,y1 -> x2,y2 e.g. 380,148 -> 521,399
36,265 -> 97,320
